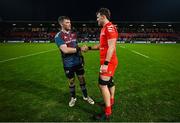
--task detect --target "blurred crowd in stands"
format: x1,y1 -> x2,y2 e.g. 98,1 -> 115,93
0,22 -> 180,43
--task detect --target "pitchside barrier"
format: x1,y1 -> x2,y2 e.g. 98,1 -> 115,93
0,40 -> 179,44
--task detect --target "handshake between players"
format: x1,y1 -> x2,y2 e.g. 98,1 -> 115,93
55,8 -> 118,121
80,44 -> 99,52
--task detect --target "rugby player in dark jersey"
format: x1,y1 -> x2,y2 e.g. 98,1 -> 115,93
55,16 -> 94,107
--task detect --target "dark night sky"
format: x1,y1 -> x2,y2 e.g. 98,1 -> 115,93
0,0 -> 180,21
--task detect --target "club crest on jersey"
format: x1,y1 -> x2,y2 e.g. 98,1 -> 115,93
107,25 -> 115,32
71,34 -> 75,37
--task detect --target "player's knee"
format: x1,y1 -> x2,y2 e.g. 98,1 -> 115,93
107,77 -> 115,88
78,75 -> 86,85
68,78 -> 75,87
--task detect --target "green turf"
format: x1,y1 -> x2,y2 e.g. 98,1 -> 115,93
0,43 -> 180,121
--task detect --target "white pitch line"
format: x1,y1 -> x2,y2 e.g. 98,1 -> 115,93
0,49 -> 57,63
131,50 -> 150,59
119,46 -> 150,59
119,46 -> 125,48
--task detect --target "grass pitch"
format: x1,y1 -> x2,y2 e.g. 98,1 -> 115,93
0,43 -> 180,121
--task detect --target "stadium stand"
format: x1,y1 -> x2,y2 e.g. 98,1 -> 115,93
0,21 -> 180,43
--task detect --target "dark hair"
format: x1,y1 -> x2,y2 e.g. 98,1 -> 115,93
58,16 -> 70,24
96,8 -> 111,20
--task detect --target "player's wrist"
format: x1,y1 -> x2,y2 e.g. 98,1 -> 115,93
104,60 -> 109,65
88,46 -> 92,50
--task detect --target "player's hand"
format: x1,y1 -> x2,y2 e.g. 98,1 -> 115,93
100,65 -> 108,73
81,45 -> 88,52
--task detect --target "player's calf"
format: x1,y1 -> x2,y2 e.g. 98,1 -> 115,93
98,77 -> 112,117
78,75 -> 95,105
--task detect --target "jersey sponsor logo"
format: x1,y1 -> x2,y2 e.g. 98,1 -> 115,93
65,39 -> 76,44
64,36 -> 67,39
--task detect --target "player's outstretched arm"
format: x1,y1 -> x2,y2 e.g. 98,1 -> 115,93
81,45 -> 89,52
84,44 -> 100,51
91,44 -> 100,50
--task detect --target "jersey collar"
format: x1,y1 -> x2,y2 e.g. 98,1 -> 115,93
104,22 -> 112,27
61,30 -> 70,34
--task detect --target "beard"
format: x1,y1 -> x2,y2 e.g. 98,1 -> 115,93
64,27 -> 71,31
98,21 -> 103,27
